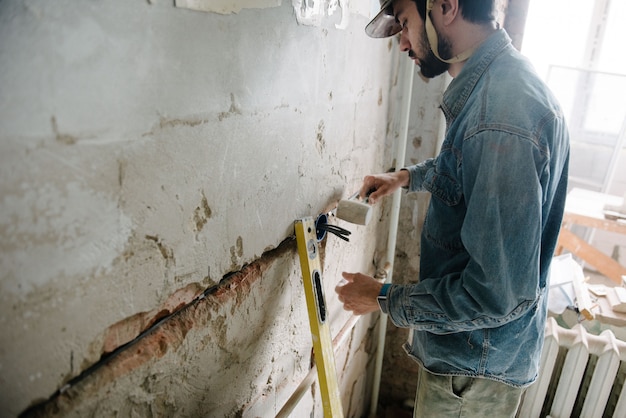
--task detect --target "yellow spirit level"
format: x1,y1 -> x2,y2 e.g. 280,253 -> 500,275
294,217 -> 343,417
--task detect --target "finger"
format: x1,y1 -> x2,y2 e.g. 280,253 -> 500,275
335,283 -> 347,295
341,271 -> 355,282
367,182 -> 386,204
368,189 -> 381,204
359,176 -> 376,200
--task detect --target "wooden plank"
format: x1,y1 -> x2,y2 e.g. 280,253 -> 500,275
562,212 -> 626,235
571,262 -> 595,320
558,228 -> 626,285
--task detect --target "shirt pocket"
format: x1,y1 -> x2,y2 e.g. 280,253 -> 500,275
422,169 -> 462,206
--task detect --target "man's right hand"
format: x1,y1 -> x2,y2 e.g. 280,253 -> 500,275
359,170 -> 410,204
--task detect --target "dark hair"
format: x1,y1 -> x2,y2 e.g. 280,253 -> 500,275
458,0 -> 496,23
414,0 -> 495,24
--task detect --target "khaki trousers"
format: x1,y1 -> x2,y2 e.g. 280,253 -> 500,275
413,365 -> 524,418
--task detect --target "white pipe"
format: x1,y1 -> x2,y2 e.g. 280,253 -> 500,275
276,314 -> 360,418
368,56 -> 415,418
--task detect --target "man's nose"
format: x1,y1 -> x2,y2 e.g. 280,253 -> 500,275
398,33 -> 410,52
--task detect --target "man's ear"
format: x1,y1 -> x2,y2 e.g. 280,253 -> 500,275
439,0 -> 459,26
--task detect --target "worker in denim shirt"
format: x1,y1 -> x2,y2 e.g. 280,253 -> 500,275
335,0 -> 570,416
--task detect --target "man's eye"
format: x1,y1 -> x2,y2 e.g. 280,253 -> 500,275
394,16 -> 406,27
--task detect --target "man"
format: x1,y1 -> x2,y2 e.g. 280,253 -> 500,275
335,0 -> 570,416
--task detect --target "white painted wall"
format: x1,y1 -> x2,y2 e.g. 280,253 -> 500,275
0,0 -> 418,415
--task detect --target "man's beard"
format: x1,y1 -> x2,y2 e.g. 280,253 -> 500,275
436,31 -> 454,61
417,28 -> 449,78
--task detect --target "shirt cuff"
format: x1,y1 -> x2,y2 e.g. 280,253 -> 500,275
377,283 -> 392,314
400,168 -> 410,190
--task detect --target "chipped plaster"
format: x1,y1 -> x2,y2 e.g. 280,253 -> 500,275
0,0 -> 399,415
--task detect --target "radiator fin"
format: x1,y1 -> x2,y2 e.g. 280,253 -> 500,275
519,317 -> 626,418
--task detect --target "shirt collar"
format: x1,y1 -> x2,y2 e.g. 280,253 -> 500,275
441,29 -> 513,121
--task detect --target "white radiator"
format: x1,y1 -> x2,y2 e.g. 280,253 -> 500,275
519,317 -> 626,418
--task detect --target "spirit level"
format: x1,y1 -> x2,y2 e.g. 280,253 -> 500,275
294,217 -> 343,418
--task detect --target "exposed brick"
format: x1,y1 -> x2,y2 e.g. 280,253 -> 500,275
21,239 -> 297,417
101,282 -> 204,354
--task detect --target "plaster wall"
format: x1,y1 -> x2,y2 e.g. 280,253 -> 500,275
0,0 -> 407,416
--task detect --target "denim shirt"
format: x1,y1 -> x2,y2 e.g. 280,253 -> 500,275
387,29 -> 570,387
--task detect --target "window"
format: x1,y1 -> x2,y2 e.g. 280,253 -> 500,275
522,0 -> 626,194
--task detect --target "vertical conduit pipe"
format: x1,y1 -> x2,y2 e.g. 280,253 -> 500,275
276,315 -> 360,418
369,56 -> 415,418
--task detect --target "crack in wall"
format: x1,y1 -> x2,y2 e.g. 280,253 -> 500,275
100,282 -> 205,355
218,93 -> 242,121
51,116 -> 78,145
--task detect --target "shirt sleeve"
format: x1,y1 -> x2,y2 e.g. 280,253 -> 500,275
387,131 -> 546,334
404,158 -> 436,192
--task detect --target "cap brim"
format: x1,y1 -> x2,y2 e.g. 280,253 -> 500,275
365,0 -> 402,38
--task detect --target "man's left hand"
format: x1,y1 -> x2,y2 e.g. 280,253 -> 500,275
335,272 -> 383,315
